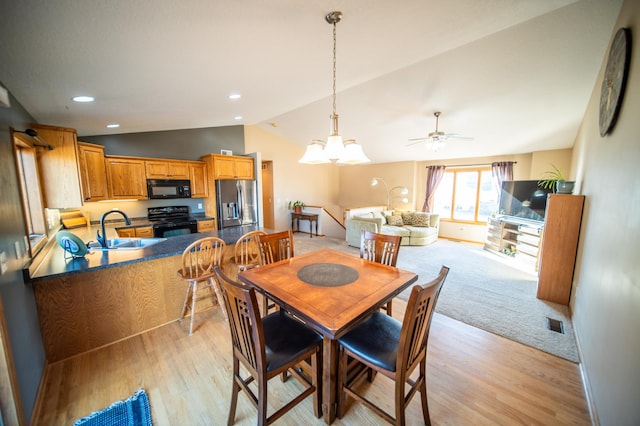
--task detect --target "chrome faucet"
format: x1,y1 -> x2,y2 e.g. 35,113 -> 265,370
97,210 -> 131,248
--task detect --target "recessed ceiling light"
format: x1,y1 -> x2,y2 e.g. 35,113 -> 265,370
234,116 -> 243,120
72,95 -> 94,102
106,123 -> 120,128
229,93 -> 241,100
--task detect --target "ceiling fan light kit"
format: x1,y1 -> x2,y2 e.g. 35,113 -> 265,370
299,11 -> 370,165
407,111 -> 473,151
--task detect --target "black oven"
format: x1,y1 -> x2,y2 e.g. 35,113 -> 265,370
147,179 -> 191,199
152,220 -> 198,238
147,206 -> 198,238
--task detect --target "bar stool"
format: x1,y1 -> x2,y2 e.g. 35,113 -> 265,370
177,237 -> 226,335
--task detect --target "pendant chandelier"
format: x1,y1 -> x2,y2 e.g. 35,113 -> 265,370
299,11 -> 370,165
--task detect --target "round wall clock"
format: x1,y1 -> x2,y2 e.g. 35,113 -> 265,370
599,27 -> 631,137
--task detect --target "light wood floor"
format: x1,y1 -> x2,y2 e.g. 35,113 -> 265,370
33,297 -> 591,425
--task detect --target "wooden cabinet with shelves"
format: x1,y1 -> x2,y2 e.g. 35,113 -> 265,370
77,142 -> 108,202
537,195 -> 584,305
484,217 -> 543,272
145,160 -> 190,179
202,154 -> 254,180
196,219 -> 215,233
105,157 -> 148,200
189,162 -> 208,198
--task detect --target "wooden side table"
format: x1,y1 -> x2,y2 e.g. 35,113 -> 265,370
291,212 -> 319,238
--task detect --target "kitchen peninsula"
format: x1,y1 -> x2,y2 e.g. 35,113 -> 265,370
27,224 -> 266,363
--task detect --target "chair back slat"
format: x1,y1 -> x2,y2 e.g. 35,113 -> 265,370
258,230 -> 294,265
398,266 -> 449,374
234,230 -> 267,268
181,237 -> 225,279
360,231 -> 401,267
214,265 -> 264,372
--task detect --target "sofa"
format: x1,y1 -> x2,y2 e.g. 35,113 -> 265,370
345,208 -> 440,247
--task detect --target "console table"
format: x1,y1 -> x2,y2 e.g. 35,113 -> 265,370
291,212 -> 319,238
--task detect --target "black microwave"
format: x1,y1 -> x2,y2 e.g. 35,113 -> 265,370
147,179 -> 191,199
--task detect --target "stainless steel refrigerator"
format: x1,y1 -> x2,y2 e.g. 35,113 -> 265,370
216,180 -> 258,229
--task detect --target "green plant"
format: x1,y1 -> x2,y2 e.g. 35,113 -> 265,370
537,164 -> 565,192
288,200 -> 305,210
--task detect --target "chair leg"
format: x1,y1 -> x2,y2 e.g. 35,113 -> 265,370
419,360 -> 431,426
209,277 -> 228,321
189,281 -> 197,336
227,357 -> 240,426
257,375 -> 268,426
180,280 -> 192,320
336,346 -> 348,418
312,346 -> 322,418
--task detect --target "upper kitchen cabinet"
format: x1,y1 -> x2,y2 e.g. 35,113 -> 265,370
189,162 -> 208,198
77,142 -> 108,202
202,154 -> 254,180
105,157 -> 148,199
145,160 -> 190,179
31,124 -> 84,208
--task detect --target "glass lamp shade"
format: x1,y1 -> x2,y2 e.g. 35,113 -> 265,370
337,141 -> 371,164
299,142 -> 330,164
324,134 -> 345,161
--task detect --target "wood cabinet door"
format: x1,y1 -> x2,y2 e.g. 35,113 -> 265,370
213,156 -> 236,179
135,226 -> 154,238
145,160 -> 190,179
106,158 -> 148,199
189,163 -> 208,198
77,142 -> 108,201
116,228 -> 136,238
197,219 -> 215,232
234,157 -> 255,179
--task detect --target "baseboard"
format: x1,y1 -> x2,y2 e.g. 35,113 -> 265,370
574,327 -> 599,425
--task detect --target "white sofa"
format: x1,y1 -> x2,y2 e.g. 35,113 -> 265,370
345,208 -> 440,247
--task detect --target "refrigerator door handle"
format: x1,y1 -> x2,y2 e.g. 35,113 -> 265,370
237,182 -> 244,222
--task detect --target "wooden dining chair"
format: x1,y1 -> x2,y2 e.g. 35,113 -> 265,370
231,230 -> 267,275
360,230 -> 402,315
213,265 -> 322,425
336,265 -> 449,426
176,237 -> 227,335
257,230 -> 295,314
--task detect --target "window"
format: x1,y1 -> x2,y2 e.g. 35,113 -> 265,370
433,167 -> 499,223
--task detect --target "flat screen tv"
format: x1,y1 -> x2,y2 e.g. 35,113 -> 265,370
498,180 -> 553,222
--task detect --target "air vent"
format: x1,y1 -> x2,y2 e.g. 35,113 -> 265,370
546,317 -> 564,334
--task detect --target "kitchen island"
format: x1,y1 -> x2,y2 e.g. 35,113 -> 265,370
26,224 -> 267,362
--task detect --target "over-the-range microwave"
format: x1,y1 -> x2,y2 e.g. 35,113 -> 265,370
146,179 -> 191,199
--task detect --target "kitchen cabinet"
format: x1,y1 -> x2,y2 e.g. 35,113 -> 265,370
77,142 -> 108,201
145,160 -> 190,179
189,162 -> 208,198
116,226 -> 154,238
196,219 -> 215,233
536,194 -> 585,305
105,157 -> 148,200
202,154 -> 254,180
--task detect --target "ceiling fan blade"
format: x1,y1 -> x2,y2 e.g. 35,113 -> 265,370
405,138 -> 428,146
444,134 -> 474,141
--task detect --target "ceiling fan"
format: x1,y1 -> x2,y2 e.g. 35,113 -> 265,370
407,111 -> 474,151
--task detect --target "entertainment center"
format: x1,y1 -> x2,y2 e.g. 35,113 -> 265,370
484,180 -> 585,305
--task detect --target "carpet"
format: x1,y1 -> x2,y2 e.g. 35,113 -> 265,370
294,235 -> 579,363
73,389 -> 152,426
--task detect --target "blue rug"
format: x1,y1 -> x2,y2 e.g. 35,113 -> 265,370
74,389 -> 152,426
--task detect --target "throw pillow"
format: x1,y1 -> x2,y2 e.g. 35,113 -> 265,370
412,212 -> 431,227
387,215 -> 404,226
401,211 -> 414,225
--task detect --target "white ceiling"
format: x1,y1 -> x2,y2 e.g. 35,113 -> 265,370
0,0 -> 623,163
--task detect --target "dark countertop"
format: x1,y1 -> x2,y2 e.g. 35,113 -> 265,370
26,224 -> 267,283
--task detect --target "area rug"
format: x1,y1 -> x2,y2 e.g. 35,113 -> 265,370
294,235 -> 579,363
73,388 -> 152,426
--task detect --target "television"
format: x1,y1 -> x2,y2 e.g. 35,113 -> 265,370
498,180 -> 553,222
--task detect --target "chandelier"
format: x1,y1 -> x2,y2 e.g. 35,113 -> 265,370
299,11 -> 370,165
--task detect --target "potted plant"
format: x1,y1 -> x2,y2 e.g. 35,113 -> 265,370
288,200 -> 305,213
537,164 -> 575,194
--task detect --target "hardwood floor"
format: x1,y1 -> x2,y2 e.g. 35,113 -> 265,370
32,298 -> 591,425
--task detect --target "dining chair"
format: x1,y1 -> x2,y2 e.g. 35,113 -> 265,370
213,265 -> 322,425
176,237 -> 227,335
257,230 -> 295,314
336,265 -> 449,426
231,230 -> 267,275
360,230 -> 402,315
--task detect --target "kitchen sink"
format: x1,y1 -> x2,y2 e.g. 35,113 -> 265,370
87,238 -> 167,251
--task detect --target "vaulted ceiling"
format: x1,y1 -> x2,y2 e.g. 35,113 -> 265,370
0,0 -> 623,163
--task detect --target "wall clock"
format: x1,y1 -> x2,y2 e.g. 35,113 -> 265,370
599,27 -> 631,137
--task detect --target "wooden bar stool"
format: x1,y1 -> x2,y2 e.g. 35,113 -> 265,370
177,237 -> 227,335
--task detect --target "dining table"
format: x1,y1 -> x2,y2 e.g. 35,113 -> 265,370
238,248 -> 418,424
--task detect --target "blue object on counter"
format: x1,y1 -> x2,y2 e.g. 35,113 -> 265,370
56,231 -> 88,259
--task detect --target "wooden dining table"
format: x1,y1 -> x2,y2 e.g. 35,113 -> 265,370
238,248 -> 418,424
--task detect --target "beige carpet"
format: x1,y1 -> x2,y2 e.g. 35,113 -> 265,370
294,234 -> 579,363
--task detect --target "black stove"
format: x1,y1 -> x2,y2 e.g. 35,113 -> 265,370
147,206 -> 198,237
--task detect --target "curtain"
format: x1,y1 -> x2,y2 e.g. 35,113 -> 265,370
491,161 -> 514,195
422,165 -> 446,212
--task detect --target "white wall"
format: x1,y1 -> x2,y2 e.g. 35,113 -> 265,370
571,1 -> 639,424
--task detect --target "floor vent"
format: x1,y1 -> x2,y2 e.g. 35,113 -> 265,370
546,317 -> 564,334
